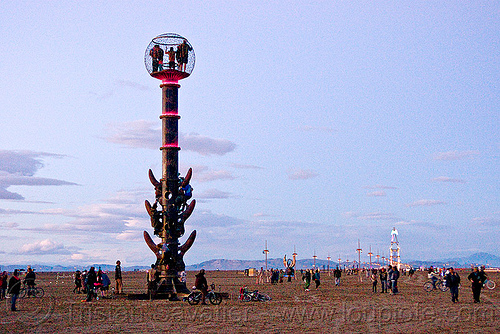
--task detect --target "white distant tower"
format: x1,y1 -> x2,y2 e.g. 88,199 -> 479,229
389,227 -> 401,269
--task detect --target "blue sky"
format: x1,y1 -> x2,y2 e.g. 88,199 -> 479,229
0,1 -> 498,267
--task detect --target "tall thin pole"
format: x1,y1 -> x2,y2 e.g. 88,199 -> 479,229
356,239 -> 362,269
263,240 -> 269,271
368,245 -> 373,269
356,239 -> 362,282
327,254 -> 331,275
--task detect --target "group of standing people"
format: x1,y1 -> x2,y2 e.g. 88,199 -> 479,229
80,266 -> 111,302
369,265 -> 400,294
467,266 -> 488,303
149,40 -> 193,73
302,269 -> 321,291
75,260 -> 122,302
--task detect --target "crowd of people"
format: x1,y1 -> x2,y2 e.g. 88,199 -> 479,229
0,261 -> 494,312
249,263 -> 493,305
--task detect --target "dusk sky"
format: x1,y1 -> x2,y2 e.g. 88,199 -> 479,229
0,1 -> 498,267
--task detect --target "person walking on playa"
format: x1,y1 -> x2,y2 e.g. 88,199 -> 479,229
303,269 -> 311,291
445,267 -> 460,303
387,265 -> 393,292
468,267 -> 484,303
334,267 -> 342,286
313,269 -> 321,289
371,271 -> 378,292
0,271 -> 8,299
391,266 -> 400,294
8,270 -> 21,311
195,269 -> 208,305
115,260 -> 123,294
379,268 -> 388,293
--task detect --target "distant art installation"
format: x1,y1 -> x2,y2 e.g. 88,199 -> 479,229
389,227 -> 401,269
143,33 -> 196,299
283,248 -> 297,280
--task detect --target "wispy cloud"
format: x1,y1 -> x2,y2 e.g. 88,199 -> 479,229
431,176 -> 466,183
342,211 -> 400,221
357,212 -> 399,221
433,150 -> 480,161
116,79 -> 149,91
89,89 -> 114,100
288,168 -> 318,180
103,120 -> 236,156
367,191 -> 387,197
363,184 -> 397,190
472,217 -> 500,227
181,133 -> 236,156
0,150 -> 77,200
196,167 -> 237,182
0,150 -> 65,176
103,120 -> 159,149
300,125 -> 336,133
406,199 -> 446,207
231,163 -> 264,170
19,239 -> 71,255
197,188 -> 233,199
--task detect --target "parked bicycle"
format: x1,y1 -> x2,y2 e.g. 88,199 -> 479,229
186,284 -> 222,305
423,279 -> 448,292
20,282 -> 44,298
240,287 -> 271,302
483,279 -> 496,290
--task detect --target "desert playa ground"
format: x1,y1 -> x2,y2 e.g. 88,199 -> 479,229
1,269 -> 499,333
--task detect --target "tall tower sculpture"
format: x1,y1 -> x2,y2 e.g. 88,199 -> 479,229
389,227 -> 401,269
143,33 -> 196,298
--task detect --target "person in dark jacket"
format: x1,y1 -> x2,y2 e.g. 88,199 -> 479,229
8,270 -> 21,311
379,268 -> 388,293
303,270 -> 312,291
194,269 -> 208,305
313,269 -> 321,289
25,267 -> 36,296
73,270 -> 82,294
468,267 -> 484,303
85,267 -> 97,302
149,44 -> 164,72
115,260 -> 123,294
333,267 -> 342,286
445,267 -> 461,303
0,271 -> 8,299
387,265 -> 393,291
391,266 -> 400,294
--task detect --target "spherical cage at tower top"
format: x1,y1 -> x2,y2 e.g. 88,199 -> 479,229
145,33 -> 195,79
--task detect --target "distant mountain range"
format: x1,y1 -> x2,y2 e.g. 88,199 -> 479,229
186,252 -> 500,270
1,252 -> 499,272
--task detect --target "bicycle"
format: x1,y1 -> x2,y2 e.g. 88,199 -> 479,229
20,283 -> 44,298
240,287 -> 271,302
423,279 -> 448,292
483,279 -> 496,290
186,286 -> 222,305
